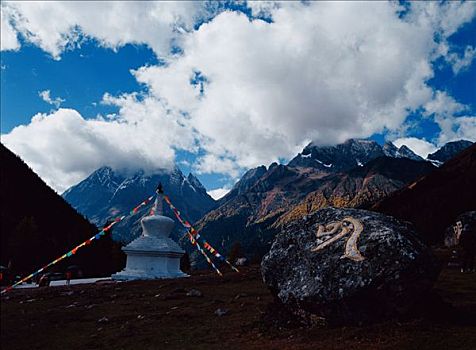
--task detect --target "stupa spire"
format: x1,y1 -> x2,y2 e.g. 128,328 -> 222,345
149,195 -> 163,216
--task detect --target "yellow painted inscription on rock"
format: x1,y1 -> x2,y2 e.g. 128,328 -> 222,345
311,217 -> 365,262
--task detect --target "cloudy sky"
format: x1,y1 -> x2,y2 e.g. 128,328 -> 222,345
1,1 -> 475,197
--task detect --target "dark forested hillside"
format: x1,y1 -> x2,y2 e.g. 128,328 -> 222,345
372,143 -> 476,244
0,143 -> 124,277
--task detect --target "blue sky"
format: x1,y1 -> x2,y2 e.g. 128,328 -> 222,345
1,1 -> 475,196
1,41 -> 157,131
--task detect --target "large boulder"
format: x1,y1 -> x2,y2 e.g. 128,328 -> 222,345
261,207 -> 440,325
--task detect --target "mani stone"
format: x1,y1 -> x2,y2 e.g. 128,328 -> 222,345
261,207 -> 439,325
445,211 -> 476,247
112,210 -> 188,280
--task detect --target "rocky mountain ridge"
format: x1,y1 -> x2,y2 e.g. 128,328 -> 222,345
427,140 -> 473,164
288,139 -> 388,171
195,138 -> 473,260
63,166 -> 216,243
196,156 -> 436,258
61,138 -> 473,263
382,141 -> 424,161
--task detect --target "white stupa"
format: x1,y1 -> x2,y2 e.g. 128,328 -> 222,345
112,197 -> 188,280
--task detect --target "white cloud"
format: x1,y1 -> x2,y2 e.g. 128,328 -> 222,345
393,137 -> 438,158
2,102 -> 196,193
446,46 -> 476,74
421,91 -> 476,145
1,1 -> 204,59
134,2 -> 475,173
409,1 -> 476,39
1,5 -> 20,51
193,154 -> 241,179
424,91 -> 467,118
39,90 -> 65,108
2,1 -> 476,190
435,115 -> 476,145
207,187 -> 231,200
247,1 -> 280,18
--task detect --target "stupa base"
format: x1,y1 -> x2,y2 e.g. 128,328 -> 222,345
111,211 -> 189,281
111,270 -> 188,281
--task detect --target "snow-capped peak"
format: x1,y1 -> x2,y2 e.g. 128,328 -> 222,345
187,173 -> 206,193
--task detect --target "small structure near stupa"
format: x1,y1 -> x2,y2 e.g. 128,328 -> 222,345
112,198 -> 188,280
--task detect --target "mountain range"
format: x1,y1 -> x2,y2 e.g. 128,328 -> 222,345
287,139 -> 423,171
60,138 -> 473,264
63,166 -> 216,243
2,136 -> 471,275
194,139 -> 473,260
427,140 -> 474,165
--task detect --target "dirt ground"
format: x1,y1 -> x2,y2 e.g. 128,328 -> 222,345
1,262 -> 476,350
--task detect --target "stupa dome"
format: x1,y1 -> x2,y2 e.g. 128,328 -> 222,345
141,214 -> 174,238
111,196 -> 187,280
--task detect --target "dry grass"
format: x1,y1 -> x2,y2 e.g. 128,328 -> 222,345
1,257 -> 475,350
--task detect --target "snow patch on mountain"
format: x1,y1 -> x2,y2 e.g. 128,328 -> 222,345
315,159 -> 332,168
63,166 -> 216,243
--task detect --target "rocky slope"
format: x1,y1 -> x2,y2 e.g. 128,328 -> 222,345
288,139 -> 387,171
383,141 -> 423,161
196,156 -> 435,259
276,157 -> 435,227
195,164 -> 326,259
427,140 -> 473,164
218,165 -> 267,205
195,138 -> 473,259
63,166 -> 216,243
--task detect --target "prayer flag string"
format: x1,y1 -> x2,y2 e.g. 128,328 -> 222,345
187,231 -> 222,276
159,192 -> 239,274
1,195 -> 155,294
1,184 -> 238,294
